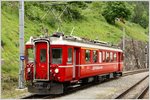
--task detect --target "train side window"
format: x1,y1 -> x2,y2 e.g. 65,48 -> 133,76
40,49 -> 46,62
114,53 -> 117,61
110,52 -> 113,62
99,51 -> 102,63
67,48 -> 72,64
93,50 -> 98,63
85,50 -> 90,63
106,52 -> 109,62
102,51 -> 105,62
52,48 -> 62,64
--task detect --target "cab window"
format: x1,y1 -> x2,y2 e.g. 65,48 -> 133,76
52,48 -> 62,64
67,48 -> 72,64
40,49 -> 46,62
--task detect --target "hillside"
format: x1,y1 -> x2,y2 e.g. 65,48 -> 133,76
1,1 -> 148,98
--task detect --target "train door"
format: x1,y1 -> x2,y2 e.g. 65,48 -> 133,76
118,52 -> 121,71
73,48 -> 80,79
34,41 -> 49,81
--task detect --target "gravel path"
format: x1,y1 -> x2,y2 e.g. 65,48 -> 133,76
56,72 -> 149,99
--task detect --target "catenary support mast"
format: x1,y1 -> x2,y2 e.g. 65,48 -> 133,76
18,0 -> 24,89
123,27 -> 125,51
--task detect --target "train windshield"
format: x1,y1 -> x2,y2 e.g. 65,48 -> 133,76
26,48 -> 34,62
52,48 -> 62,64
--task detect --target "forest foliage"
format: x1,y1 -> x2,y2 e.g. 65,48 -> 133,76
23,1 -> 149,29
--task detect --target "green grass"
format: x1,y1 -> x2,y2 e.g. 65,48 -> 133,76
1,2 -> 148,98
116,21 -> 148,42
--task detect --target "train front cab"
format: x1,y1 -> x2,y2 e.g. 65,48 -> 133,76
27,39 -> 64,94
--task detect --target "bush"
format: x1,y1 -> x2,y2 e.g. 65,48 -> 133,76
102,2 -> 131,24
62,5 -> 83,21
25,3 -> 44,21
129,1 -> 149,29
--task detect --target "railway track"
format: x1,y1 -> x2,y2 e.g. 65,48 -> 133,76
113,75 -> 149,99
21,69 -> 149,99
136,84 -> 149,99
123,68 -> 148,76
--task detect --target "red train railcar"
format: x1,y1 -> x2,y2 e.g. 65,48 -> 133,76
24,33 -> 123,94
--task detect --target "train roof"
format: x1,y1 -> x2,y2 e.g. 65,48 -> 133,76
26,32 -> 123,52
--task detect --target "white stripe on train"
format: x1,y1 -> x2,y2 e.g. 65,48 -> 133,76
59,62 -> 123,68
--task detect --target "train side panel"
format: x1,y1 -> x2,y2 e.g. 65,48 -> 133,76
79,48 -> 121,79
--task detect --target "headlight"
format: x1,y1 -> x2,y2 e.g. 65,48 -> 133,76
27,67 -> 30,73
54,68 -> 59,74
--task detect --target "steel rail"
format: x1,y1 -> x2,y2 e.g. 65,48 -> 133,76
136,85 -> 149,99
113,75 -> 149,99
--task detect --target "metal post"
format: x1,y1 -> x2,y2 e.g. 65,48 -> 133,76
145,43 -> 149,69
145,45 -> 147,68
0,0 -> 1,82
122,27 -> 125,70
123,27 -> 125,51
18,0 -> 24,89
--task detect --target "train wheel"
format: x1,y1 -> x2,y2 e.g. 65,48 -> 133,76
113,72 -> 117,78
94,76 -> 99,83
106,74 -> 110,79
81,78 -> 88,85
63,83 -> 69,93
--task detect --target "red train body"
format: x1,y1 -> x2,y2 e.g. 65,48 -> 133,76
24,33 -> 123,94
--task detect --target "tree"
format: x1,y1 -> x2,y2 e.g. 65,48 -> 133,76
129,1 -> 149,29
102,2 -> 132,24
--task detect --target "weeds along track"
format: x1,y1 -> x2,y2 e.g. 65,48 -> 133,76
22,69 -> 149,99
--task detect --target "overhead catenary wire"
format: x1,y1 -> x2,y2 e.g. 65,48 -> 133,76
40,2 -> 76,35
41,10 -> 50,20
40,3 -> 69,34
50,8 -> 64,33
65,4 -> 76,35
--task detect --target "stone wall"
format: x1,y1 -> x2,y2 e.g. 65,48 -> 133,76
118,38 -> 149,71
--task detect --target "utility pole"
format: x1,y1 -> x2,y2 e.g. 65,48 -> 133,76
145,45 -> 148,68
123,27 -> 125,51
18,0 -> 24,89
145,43 -> 149,69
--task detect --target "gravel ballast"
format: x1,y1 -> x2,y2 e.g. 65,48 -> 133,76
56,72 -> 149,99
